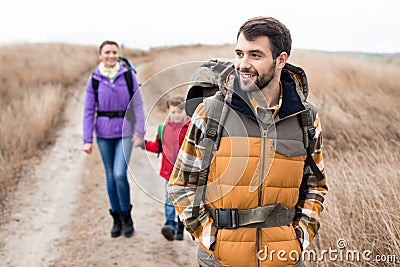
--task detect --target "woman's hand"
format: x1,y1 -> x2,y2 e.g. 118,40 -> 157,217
132,134 -> 144,147
83,143 -> 93,154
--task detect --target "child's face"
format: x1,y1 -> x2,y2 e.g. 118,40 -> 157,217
167,104 -> 186,123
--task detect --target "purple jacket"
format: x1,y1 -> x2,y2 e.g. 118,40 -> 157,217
83,62 -> 146,143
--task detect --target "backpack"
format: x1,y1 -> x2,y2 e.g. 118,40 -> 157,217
118,55 -> 137,74
157,124 -> 166,157
187,59 -> 325,218
91,55 -> 137,123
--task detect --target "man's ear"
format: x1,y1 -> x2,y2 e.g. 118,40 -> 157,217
276,52 -> 288,69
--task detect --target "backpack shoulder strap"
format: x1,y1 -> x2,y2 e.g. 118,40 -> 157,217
91,74 -> 99,106
157,124 -> 165,156
192,91 -> 227,218
123,69 -> 136,124
123,70 -> 134,99
299,101 -> 325,181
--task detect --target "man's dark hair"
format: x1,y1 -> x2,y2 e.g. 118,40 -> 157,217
99,40 -> 119,54
237,17 -> 292,58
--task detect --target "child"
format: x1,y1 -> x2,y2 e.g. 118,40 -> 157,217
143,94 -> 189,241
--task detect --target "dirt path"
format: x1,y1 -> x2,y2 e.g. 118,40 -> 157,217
0,73 -> 198,266
0,86 -> 87,266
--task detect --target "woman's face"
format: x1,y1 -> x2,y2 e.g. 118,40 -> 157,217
99,44 -> 119,68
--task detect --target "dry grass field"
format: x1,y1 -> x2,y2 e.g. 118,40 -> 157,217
0,43 -> 97,201
289,50 -> 400,266
0,43 -> 399,266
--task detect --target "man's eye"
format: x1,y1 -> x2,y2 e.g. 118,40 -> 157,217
251,53 -> 261,58
235,51 -> 243,57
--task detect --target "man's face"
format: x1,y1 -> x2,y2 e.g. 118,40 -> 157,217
234,33 -> 277,92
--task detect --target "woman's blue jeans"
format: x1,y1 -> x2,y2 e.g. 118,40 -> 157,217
97,137 -> 133,213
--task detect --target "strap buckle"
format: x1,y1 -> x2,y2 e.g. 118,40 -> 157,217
213,208 -> 239,229
307,125 -> 316,138
206,127 -> 217,139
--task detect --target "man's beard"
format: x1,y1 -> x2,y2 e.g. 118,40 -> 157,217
238,59 -> 276,92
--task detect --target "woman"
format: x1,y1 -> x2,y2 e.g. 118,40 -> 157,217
82,40 -> 145,238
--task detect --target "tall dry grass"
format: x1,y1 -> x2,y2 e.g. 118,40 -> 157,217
290,51 -> 400,266
0,43 -> 99,201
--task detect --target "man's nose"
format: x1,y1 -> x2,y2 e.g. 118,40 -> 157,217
239,55 -> 251,70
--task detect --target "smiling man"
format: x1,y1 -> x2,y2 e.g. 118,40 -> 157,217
169,17 -> 328,267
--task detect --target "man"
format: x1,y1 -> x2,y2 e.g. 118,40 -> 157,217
168,17 -> 328,267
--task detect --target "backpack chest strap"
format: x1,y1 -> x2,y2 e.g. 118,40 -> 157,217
97,110 -> 126,118
208,204 -> 295,229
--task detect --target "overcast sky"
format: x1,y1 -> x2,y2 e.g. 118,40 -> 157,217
0,0 -> 399,53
